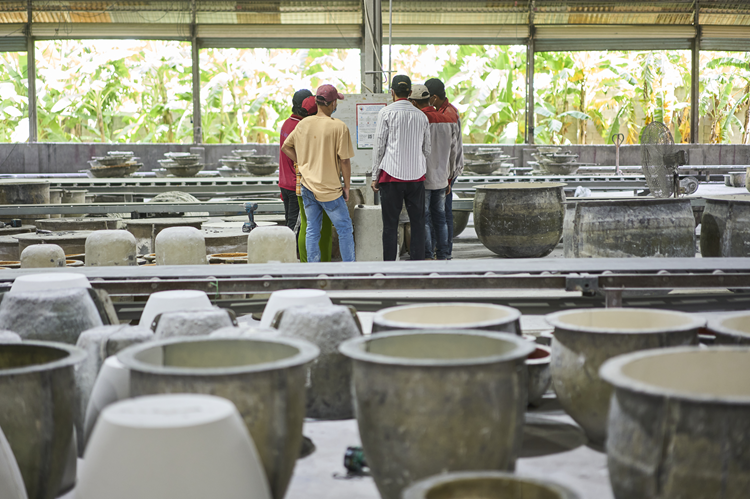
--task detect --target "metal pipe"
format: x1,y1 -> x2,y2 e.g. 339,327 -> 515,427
26,0 -> 37,143
191,0 -> 202,145
691,1 -> 701,144
388,0 -> 392,90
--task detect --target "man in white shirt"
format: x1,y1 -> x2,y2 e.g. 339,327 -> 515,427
371,74 -> 431,261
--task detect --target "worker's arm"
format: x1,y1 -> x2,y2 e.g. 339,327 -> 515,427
280,143 -> 297,164
340,158 -> 351,202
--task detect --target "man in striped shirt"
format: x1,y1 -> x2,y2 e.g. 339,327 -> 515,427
425,78 -> 464,258
371,74 -> 431,261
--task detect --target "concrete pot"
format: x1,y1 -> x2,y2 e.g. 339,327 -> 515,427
527,344 -> 552,407
0,341 -> 86,499
564,198 -> 696,258
82,356 -> 130,451
452,209 -> 470,238
402,471 -> 580,499
371,303 -> 521,335
600,346 -> 750,499
473,183 -> 566,258
708,312 -> 750,345
339,330 -> 535,499
276,304 -> 362,419
19,244 -> 66,268
546,308 -> 703,445
77,394 -> 272,499
700,195 -> 750,257
0,288 -> 104,344
118,336 -> 319,499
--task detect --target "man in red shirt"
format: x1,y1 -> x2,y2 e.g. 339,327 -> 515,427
279,89 -> 313,231
425,78 -> 464,259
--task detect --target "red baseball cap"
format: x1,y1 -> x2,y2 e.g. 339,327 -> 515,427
301,96 -> 318,115
316,84 -> 345,104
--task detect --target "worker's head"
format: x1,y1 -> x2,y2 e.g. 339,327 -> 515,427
391,74 -> 411,99
300,96 -> 318,118
425,78 -> 446,107
315,84 -> 345,116
408,84 -> 431,109
291,89 -> 313,117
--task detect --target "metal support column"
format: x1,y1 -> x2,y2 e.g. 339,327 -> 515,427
525,25 -> 535,144
361,0 -> 382,94
191,0 -> 202,145
26,0 -> 37,143
690,3 -> 701,144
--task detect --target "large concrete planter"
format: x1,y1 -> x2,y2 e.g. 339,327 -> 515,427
118,336 -> 319,499
564,198 -> 696,258
600,346 -> 750,499
707,312 -> 750,345
402,471 -> 580,499
473,183 -> 565,258
339,330 -> 534,499
0,341 -> 86,499
700,195 -> 750,257
546,308 -> 702,445
371,303 -> 521,335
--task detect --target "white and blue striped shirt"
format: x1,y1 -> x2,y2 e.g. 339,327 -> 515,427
371,99 -> 431,181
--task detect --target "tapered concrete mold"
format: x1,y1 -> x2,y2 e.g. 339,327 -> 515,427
0,341 -> 85,499
546,308 -> 702,445
473,183 -> 565,258
600,346 -> 750,499
0,288 -> 103,344
708,312 -> 750,345
371,303 -> 521,335
118,336 -> 319,499
77,394 -> 272,499
339,330 -> 535,499
564,198 -> 696,258
19,244 -> 66,268
154,227 -> 207,265
402,471 -> 580,499
700,195 -> 750,257
276,305 -> 361,419
247,226 -> 297,263
85,230 -> 137,266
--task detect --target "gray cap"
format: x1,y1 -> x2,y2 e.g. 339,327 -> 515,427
409,84 -> 430,100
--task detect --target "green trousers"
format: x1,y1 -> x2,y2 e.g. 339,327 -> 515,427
297,195 -> 333,262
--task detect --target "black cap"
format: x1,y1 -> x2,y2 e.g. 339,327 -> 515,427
292,89 -> 313,115
391,74 -> 411,91
424,78 -> 446,99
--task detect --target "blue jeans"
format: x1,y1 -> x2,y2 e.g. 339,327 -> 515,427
445,178 -> 456,258
301,185 -> 355,262
424,188 -> 449,260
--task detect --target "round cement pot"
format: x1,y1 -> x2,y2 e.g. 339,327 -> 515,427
0,181 -> 50,225
564,198 -> 696,258
600,346 -> 750,499
707,312 -> 750,345
118,336 -> 319,499
700,195 -> 750,257
339,330 -> 535,499
402,471 -> 580,499
452,210 -> 470,238
0,341 -> 85,499
546,308 -> 702,445
527,344 -> 552,407
371,303 -> 521,335
473,183 -> 565,258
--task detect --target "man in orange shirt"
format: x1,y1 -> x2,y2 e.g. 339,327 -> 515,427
425,78 -> 464,259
